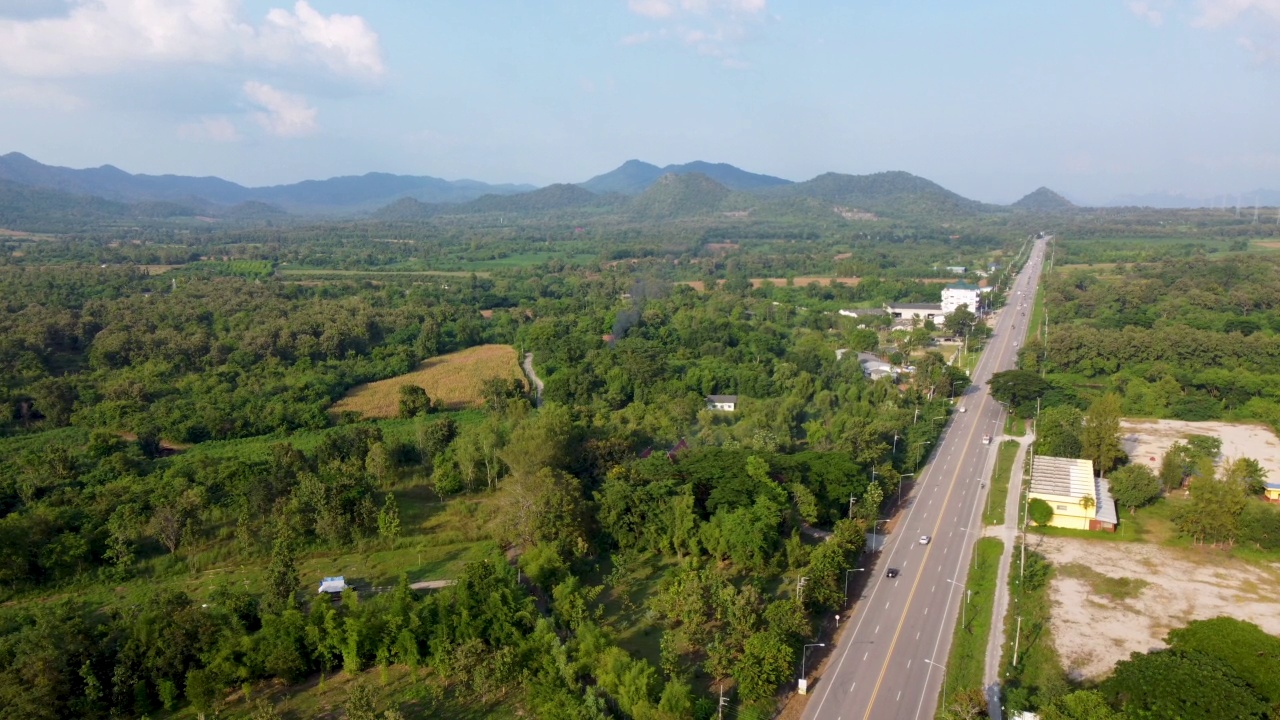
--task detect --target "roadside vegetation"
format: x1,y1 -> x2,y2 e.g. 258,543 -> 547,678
936,537 -> 1003,719
983,440 -> 1020,526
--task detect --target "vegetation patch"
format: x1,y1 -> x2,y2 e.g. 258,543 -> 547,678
937,537 -> 1003,718
1055,562 -> 1149,601
983,440 -> 1020,526
1000,547 -> 1069,714
331,344 -> 526,417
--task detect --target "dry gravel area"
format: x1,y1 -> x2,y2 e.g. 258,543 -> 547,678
1035,535 -> 1280,680
1120,418 -> 1280,478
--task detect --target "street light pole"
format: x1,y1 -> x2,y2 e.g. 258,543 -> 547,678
799,643 -> 825,695
947,577 -> 966,629
844,568 -> 865,602
897,473 -> 914,504
923,657 -> 948,704
873,519 -> 889,552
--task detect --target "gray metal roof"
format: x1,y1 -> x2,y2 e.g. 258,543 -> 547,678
706,394 -> 738,402
887,302 -> 944,311
1094,477 -> 1118,525
1029,456 -> 1095,497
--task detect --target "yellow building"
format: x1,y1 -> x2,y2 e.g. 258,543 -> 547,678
1265,481 -> 1280,504
1028,456 -> 1118,532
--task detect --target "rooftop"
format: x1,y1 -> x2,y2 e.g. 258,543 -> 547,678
706,394 -> 738,402
886,302 -> 944,311
1029,456 -> 1096,497
944,282 -> 982,291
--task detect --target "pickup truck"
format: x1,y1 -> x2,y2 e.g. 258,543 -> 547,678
982,435 -> 992,445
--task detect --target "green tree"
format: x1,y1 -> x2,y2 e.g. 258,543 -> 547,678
345,682 -> 378,720
734,631 -> 794,703
365,441 -> 394,486
944,304 -> 978,337
1080,393 -> 1125,476
377,493 -> 401,542
416,416 -> 457,464
397,384 -> 432,418
1165,617 -> 1280,704
263,524 -> 299,614
1028,498 -> 1054,526
1039,690 -> 1125,720
1108,464 -> 1160,516
989,370 -> 1051,412
1035,405 -> 1083,458
1101,649 -> 1269,720
1174,474 -> 1248,545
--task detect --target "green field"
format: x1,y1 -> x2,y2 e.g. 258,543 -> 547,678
937,537 -> 1003,717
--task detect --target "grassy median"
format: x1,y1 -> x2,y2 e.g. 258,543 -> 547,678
982,440 -> 1020,526
999,544 -> 1067,714
936,537 -> 1004,718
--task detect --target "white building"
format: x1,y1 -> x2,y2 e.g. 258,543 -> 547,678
941,282 -> 983,316
706,395 -> 738,412
885,302 -> 945,321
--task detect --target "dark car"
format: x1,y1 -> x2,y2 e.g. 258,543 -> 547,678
886,568 -> 900,578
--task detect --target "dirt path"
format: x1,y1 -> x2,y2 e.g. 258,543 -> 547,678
522,352 -> 544,408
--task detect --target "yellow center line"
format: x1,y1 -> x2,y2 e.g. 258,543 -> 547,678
859,338 -> 1002,718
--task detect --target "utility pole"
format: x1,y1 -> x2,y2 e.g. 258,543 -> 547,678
797,576 -> 809,604
1013,615 -> 1024,667
718,683 -> 727,720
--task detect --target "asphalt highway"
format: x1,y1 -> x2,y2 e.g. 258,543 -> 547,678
802,237 -> 1048,720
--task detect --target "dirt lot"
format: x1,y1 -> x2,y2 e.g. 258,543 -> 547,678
329,344 -> 525,417
1120,418 -> 1280,479
1037,535 -> 1280,680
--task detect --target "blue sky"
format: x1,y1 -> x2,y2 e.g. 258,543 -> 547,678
0,0 -> 1277,204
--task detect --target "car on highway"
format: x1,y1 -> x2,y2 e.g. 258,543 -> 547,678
886,568 -> 900,578
959,406 -> 966,413
919,535 -> 931,545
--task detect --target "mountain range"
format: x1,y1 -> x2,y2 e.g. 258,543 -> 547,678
5,151 -> 1274,227
0,152 -> 535,212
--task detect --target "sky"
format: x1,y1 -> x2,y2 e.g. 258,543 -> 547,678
0,0 -> 1277,205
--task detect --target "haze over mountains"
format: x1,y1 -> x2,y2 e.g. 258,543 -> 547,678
2,151 -> 1275,224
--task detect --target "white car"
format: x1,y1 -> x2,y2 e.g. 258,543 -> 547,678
919,535 -> 931,545
959,406 -> 966,413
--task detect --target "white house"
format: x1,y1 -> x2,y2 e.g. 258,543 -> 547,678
706,395 -> 738,412
941,282 -> 983,316
318,576 -> 348,594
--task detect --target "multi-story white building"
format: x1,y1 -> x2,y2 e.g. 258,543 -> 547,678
941,281 -> 983,316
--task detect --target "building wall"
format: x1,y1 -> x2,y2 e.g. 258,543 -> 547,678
941,288 -> 981,316
1265,487 -> 1280,503
1029,491 -> 1093,531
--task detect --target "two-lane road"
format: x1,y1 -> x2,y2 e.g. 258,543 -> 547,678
804,238 -> 1048,720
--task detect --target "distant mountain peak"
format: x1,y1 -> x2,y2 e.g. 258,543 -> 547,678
1012,187 -> 1074,211
579,159 -> 791,195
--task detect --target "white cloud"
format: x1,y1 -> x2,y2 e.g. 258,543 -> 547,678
0,0 -> 384,79
1191,0 -> 1280,28
243,80 -> 316,137
1127,1 -> 1166,25
177,116 -> 242,142
623,0 -> 768,66
1189,0 -> 1280,64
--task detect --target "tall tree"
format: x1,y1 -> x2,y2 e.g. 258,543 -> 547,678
263,524 -> 299,614
1107,464 -> 1160,516
1080,393 -> 1124,476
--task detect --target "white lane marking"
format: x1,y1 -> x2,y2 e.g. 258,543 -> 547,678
863,652 -> 869,661
897,690 -> 903,701
916,631 -> 921,640
924,607 -> 928,615
907,659 -> 912,669
885,601 -> 890,609
875,625 -> 880,634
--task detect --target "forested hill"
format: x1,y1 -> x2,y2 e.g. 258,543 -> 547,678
579,159 -> 793,194
765,171 -> 998,217
1012,187 -> 1075,212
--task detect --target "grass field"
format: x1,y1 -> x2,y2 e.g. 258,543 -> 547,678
331,345 -> 526,418
937,537 -> 1003,717
983,440 -> 1020,526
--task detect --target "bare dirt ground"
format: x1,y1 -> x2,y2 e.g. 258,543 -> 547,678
1120,418 -> 1280,478
1035,535 -> 1280,680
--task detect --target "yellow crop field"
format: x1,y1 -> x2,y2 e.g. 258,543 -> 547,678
330,344 -> 526,417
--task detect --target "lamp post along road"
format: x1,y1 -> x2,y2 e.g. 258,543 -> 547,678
924,657 -> 948,706
799,643 -> 826,695
844,568 -> 865,602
